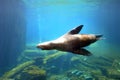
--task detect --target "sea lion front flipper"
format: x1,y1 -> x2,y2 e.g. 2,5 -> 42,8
72,48 -> 92,56
68,25 -> 83,34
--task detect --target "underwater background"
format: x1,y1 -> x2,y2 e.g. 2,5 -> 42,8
0,0 -> 120,80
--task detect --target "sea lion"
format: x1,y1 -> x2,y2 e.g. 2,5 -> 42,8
37,25 -> 102,56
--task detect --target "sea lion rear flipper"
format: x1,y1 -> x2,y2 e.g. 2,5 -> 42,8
95,34 -> 103,39
68,25 -> 83,34
72,48 -> 92,56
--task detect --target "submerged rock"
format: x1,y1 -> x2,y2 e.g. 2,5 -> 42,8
0,61 -> 47,80
17,65 -> 46,80
83,74 -> 93,80
0,60 -> 35,79
49,75 -> 70,80
107,69 -> 120,79
67,69 -> 84,77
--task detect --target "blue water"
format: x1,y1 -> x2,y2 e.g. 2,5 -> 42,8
25,0 -> 120,44
0,0 -> 120,79
25,0 -> 120,55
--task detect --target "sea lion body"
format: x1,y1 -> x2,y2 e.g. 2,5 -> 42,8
37,25 -> 102,55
